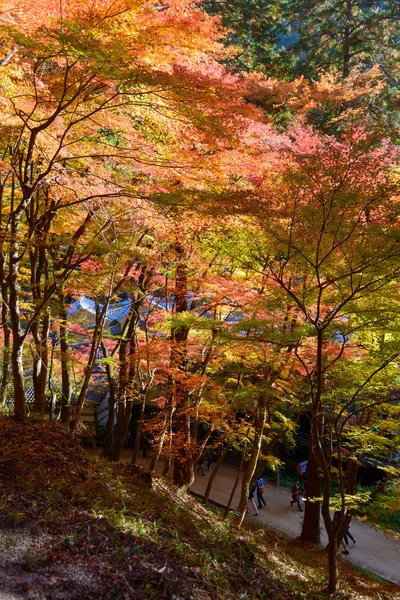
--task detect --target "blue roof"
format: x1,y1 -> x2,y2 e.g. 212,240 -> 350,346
68,297 -> 131,323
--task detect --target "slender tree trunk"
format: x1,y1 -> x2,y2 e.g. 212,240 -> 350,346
301,327 -> 325,544
346,456 -> 358,495
58,289 -> 72,425
301,419 -> 322,543
327,536 -> 339,593
0,254 -> 10,406
161,378 -> 174,476
223,449 -> 245,519
0,177 -> 9,406
172,235 -> 190,488
101,339 -> 118,459
112,319 -> 137,461
10,333 -> 26,421
177,427 -> 213,493
8,205 -> 26,421
32,312 -> 50,415
71,300 -> 109,433
48,337 -> 58,420
233,392 -> 267,527
112,397 -> 133,461
132,396 -> 146,465
149,410 -> 169,473
112,283 -> 147,461
203,445 -> 228,504
104,389 -> 117,458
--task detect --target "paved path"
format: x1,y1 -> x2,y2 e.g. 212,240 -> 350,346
117,452 -> 400,586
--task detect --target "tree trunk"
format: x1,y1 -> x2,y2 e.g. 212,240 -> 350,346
223,449 -> 245,519
0,177 -> 10,406
149,410 -> 169,473
132,397 -> 146,465
172,235 -> 190,488
301,327 -> 325,544
233,391 -> 267,527
203,445 -> 228,504
112,290 -> 144,461
176,427 -> 213,493
301,421 -> 322,543
71,300 -> 109,433
327,536 -> 339,593
101,339 -> 118,459
32,312 -> 50,415
112,397 -> 133,461
112,342 -> 135,461
11,334 -> 26,421
58,289 -> 72,425
103,390 -> 117,458
0,249 -> 10,406
48,337 -> 58,420
8,208 -> 26,422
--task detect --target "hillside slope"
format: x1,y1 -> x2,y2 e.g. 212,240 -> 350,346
0,416 -> 398,600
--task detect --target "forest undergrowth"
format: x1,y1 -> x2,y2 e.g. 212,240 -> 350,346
0,416 -> 398,600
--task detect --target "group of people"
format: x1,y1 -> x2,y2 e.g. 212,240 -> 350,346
195,450 -> 214,475
197,463 -> 357,554
248,477 -> 303,516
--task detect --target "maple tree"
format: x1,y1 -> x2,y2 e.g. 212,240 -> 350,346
228,121 -> 400,590
0,0 -> 268,422
0,1 -> 399,595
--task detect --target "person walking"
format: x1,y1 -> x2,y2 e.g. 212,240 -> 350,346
196,455 -> 206,476
344,526 -> 356,545
248,483 -> 259,516
333,510 -> 355,554
342,514 -> 356,552
205,450 -> 213,471
256,477 -> 266,509
290,480 -> 303,511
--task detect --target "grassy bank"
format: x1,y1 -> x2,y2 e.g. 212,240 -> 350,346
0,416 -> 398,599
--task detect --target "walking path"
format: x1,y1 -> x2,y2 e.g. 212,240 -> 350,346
120,452 -> 400,586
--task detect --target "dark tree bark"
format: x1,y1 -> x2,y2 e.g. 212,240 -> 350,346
111,308 -> 139,461
301,418 -> 323,543
223,447 -> 245,519
203,445 -> 228,504
101,339 -> 118,458
58,289 -> 72,425
172,235 -> 190,488
0,193 -> 10,405
131,396 -> 146,465
8,199 -> 27,422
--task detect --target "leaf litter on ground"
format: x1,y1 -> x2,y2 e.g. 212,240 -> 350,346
0,416 -> 398,600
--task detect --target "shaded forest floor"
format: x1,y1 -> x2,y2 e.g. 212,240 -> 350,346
0,417 -> 399,600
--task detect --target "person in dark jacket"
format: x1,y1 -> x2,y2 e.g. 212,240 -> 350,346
248,483 -> 259,516
290,480 -> 303,511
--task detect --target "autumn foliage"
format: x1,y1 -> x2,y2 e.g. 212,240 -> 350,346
0,0 -> 399,595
